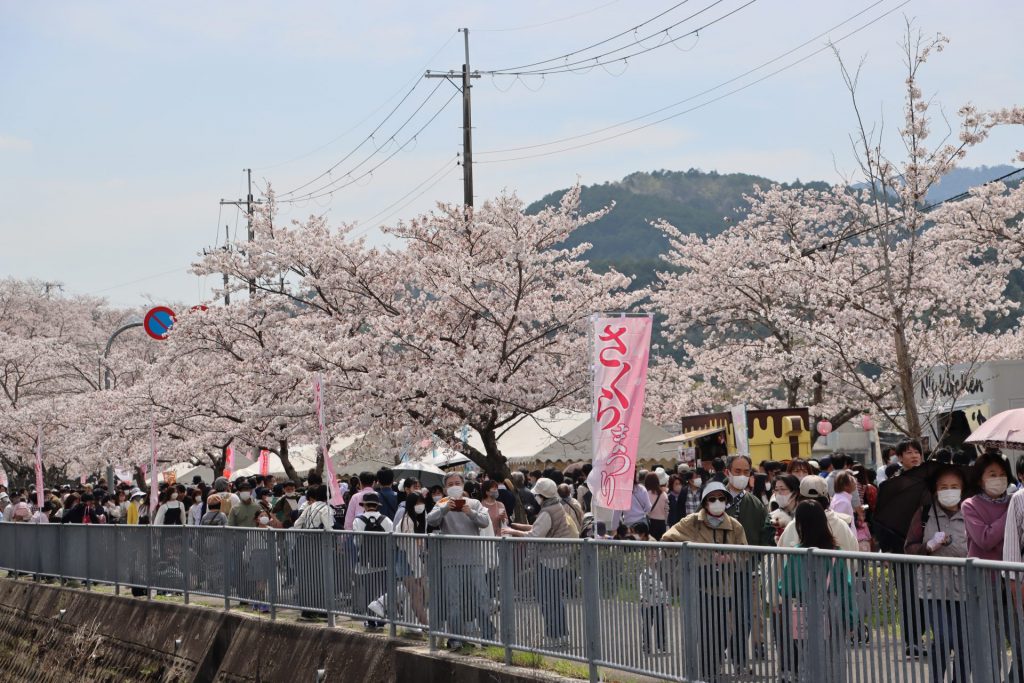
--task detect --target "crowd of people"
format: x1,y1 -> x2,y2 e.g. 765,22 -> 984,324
3,440 -> 1023,679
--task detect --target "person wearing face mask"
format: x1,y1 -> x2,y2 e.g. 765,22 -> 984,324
153,488 -> 186,526
227,481 -> 260,528
271,480 -> 301,528
188,488 -> 207,526
426,472 -> 495,649
769,474 -> 800,541
961,451 -> 1012,560
390,491 -> 430,627
479,479 -> 508,534
904,466 -> 968,683
663,482 -> 747,679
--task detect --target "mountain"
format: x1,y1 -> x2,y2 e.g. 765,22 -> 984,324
526,166 -> 1018,292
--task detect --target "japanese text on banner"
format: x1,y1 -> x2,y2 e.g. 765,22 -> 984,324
587,316 -> 653,511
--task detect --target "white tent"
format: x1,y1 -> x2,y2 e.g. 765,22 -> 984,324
461,409 -> 675,468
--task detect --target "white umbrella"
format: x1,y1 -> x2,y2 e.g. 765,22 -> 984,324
390,460 -> 447,487
965,408 -> 1024,450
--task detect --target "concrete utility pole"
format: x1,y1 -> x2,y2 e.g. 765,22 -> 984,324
425,28 -> 480,208
220,169 -> 263,297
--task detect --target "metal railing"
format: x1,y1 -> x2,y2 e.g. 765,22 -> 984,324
2,522 -> 1023,683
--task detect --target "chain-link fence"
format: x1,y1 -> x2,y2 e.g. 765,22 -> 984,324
2,522 -> 1022,683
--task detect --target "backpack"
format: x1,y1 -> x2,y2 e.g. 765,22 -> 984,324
356,513 -> 386,533
163,505 -> 182,526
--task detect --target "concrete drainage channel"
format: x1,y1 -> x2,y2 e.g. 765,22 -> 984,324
0,578 -> 576,682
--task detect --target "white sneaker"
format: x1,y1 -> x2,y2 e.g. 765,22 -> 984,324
368,599 -> 385,619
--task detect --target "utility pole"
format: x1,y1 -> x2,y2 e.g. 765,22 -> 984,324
425,28 -> 480,208
223,225 -> 231,306
220,169 -> 262,298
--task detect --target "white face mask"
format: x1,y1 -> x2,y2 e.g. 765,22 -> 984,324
692,478 -> 702,488
414,504 -> 425,514
936,489 -> 961,508
169,493 -> 178,501
258,515 -> 270,525
775,493 -> 792,508
432,495 -> 442,503
446,485 -> 464,499
707,500 -> 727,517
239,492 -> 251,502
984,477 -> 1008,498
194,495 -> 202,503
730,475 -> 749,491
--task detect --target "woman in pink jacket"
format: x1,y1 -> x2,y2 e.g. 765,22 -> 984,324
961,451 -> 1013,560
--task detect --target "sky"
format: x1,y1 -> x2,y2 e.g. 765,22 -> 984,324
1,0 -> 1022,308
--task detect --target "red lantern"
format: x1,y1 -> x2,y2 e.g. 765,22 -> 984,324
861,415 -> 874,432
817,420 -> 833,436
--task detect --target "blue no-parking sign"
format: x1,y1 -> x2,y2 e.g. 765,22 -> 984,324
143,306 -> 176,340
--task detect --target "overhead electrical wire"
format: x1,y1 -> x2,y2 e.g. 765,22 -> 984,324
481,0 -> 758,77
477,0 -> 910,164
356,157 -> 460,228
360,164 -> 460,231
256,31 -> 459,172
276,90 -> 460,204
277,79 -> 439,198
484,0 -> 698,74
478,0 -> 892,157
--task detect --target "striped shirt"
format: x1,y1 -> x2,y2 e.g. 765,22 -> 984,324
1002,488 -> 1024,565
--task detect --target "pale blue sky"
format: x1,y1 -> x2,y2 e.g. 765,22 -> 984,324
2,0 -> 1022,308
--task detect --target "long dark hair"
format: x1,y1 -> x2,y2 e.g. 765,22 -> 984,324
794,500 -> 836,550
404,491 -> 426,533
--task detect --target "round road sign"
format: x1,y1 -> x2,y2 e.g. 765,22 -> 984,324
144,306 -> 176,340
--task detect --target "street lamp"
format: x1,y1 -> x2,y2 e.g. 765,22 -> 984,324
99,317 -> 143,485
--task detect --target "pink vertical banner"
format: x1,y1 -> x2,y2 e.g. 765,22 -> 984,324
259,449 -> 269,476
0,466 -> 9,489
313,373 -> 343,505
34,427 -> 45,509
586,315 -> 653,511
149,416 -> 159,515
223,445 -> 234,479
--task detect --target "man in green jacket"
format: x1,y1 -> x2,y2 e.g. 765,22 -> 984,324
724,454 -> 774,671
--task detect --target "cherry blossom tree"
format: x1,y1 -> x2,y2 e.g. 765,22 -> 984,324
653,29 -> 1024,441
196,187 -> 641,480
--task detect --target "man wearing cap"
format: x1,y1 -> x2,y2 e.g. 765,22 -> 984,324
426,472 -> 494,649
777,475 -> 858,551
663,482 -> 748,679
227,481 -> 260,528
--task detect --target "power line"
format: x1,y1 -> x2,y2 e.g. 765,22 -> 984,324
357,157 -> 459,228
800,167 -> 1024,257
482,0 -> 757,77
361,163 -> 460,231
476,0 -> 624,33
484,0 -> 697,74
277,90 -> 461,204
277,79 -> 436,198
477,0 -> 909,164
255,31 -> 459,172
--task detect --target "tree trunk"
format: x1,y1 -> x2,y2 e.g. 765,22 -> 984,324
893,325 -> 923,440
277,438 -> 300,483
314,446 -> 325,480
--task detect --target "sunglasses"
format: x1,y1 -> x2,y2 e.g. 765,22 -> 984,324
706,496 -> 728,503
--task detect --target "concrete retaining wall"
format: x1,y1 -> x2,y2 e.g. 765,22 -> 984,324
0,579 -> 572,682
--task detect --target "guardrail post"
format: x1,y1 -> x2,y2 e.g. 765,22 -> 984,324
182,526 -> 190,605
322,531 -> 336,628
113,526 -> 120,595
581,538 -> 601,683
223,527 -> 231,612
85,523 -> 93,591
57,523 -> 64,586
804,549 -> 827,683
964,559 -> 997,682
386,532 -> 397,638
426,533 -> 439,652
680,542 -> 699,682
146,524 -> 153,601
35,522 -> 42,580
498,536 -> 515,666
269,530 -> 279,621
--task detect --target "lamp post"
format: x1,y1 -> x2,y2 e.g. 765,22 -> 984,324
100,318 -> 143,485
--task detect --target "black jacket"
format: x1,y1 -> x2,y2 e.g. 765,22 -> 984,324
62,503 -> 104,524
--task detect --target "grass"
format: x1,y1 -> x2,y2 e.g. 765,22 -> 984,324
473,645 -> 649,682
